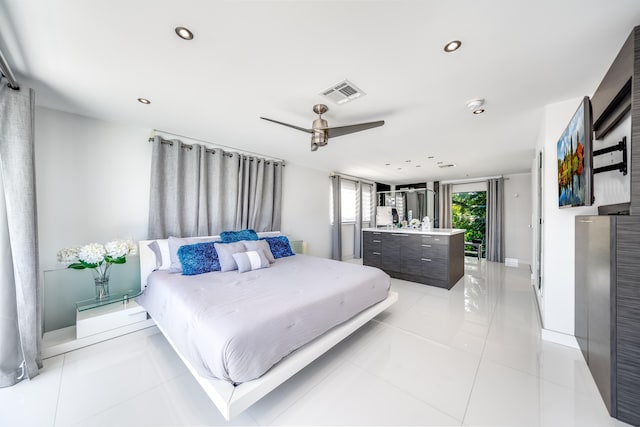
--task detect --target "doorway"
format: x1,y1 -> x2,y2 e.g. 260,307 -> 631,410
452,191 -> 487,258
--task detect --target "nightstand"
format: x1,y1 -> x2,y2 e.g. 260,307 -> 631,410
42,290 -> 156,358
75,290 -> 148,339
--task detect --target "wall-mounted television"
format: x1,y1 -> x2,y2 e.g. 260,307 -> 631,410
557,96 -> 593,207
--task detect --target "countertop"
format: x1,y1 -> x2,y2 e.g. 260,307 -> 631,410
362,227 -> 465,236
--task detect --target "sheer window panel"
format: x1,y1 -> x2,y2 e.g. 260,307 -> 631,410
340,179 -> 357,223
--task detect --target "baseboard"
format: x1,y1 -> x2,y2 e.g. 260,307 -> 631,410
504,258 -> 531,269
541,328 -> 579,349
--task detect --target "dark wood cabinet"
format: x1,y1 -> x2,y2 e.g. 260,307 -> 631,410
575,215 -> 640,425
572,26 -> 640,426
362,230 -> 464,289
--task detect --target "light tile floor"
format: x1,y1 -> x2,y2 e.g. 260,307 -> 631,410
0,259 -> 630,426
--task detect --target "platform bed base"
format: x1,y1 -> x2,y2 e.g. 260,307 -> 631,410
155,291 -> 398,420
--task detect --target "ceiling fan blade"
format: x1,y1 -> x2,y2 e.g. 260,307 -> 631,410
325,120 -> 385,139
260,117 -> 313,134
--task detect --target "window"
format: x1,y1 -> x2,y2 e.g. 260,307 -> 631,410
362,183 -> 373,223
340,179 -> 357,223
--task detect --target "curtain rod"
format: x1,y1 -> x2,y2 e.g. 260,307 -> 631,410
0,48 -> 19,90
440,175 -> 503,185
149,129 -> 286,164
329,172 -> 376,185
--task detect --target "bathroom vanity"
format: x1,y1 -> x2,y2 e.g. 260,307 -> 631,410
362,228 -> 465,289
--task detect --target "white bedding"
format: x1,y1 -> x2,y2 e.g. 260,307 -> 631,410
136,254 -> 390,384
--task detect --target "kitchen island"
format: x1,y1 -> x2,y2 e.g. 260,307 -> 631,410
362,227 -> 465,289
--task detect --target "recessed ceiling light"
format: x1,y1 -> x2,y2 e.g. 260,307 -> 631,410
175,26 -> 194,40
405,160 -> 411,163
444,40 -> 462,53
385,163 -> 391,166
416,165 -> 422,168
397,167 -> 402,170
137,98 -> 151,104
437,161 -> 443,164
467,98 -> 485,114
427,156 -> 434,159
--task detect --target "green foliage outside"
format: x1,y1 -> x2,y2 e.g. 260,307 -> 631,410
452,191 -> 487,256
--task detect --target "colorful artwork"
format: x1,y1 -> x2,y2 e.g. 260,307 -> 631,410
557,97 -> 592,207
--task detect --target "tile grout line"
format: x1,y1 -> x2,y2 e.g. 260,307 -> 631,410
53,335 -> 184,426
51,354 -> 66,427
459,275 -> 502,426
259,357 -> 349,426
354,321 -> 475,423
474,277 -> 580,390
65,373 -> 180,426
342,359 -> 464,425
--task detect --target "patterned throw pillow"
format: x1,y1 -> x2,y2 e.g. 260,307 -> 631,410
168,236 -> 218,273
177,242 -> 221,276
220,229 -> 259,243
232,250 -> 270,273
260,236 -> 295,259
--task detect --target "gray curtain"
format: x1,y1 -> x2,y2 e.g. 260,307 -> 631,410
0,79 -> 41,387
148,136 -> 283,238
354,181 -> 362,259
486,178 -> 505,262
438,183 -> 453,228
330,175 -> 342,261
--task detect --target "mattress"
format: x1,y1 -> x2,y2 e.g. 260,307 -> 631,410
136,254 -> 390,384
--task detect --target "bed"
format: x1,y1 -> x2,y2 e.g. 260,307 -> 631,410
136,234 -> 398,420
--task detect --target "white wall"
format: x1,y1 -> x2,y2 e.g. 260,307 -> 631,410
504,173 -> 532,265
35,107 -> 152,271
592,112 -> 631,206
537,99 -> 631,338
280,162 -> 332,258
452,182 -> 487,193
537,98 -> 599,337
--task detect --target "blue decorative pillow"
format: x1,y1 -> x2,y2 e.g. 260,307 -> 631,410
220,229 -> 259,243
260,236 -> 295,259
177,241 -> 221,275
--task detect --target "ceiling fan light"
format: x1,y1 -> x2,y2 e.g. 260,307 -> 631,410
467,98 -> 486,115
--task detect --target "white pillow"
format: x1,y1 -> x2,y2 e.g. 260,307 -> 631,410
232,250 -> 270,273
147,240 -> 171,271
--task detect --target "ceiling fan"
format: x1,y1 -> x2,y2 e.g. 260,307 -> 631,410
260,104 -> 384,151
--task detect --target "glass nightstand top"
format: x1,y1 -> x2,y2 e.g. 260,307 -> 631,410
76,289 -> 143,312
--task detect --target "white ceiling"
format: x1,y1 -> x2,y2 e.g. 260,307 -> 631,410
1,0 -> 639,184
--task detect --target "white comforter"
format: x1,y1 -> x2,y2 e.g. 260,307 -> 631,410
136,254 -> 390,384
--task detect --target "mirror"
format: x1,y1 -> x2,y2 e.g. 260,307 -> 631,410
376,188 -> 437,224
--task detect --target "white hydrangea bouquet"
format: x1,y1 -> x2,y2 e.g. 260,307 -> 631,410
57,239 -> 137,299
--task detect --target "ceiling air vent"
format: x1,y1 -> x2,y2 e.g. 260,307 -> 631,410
320,79 -> 366,105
